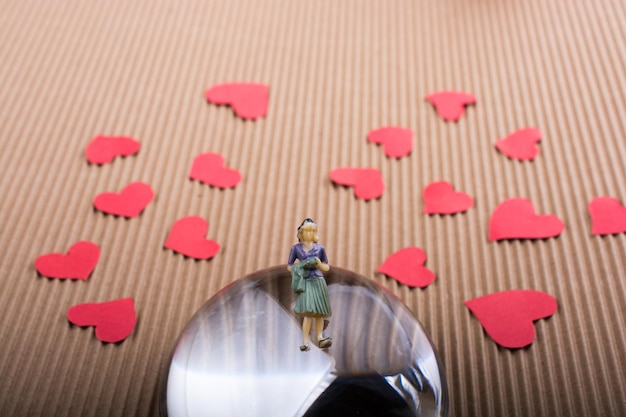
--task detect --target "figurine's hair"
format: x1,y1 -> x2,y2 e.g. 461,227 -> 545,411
297,218 -> 319,242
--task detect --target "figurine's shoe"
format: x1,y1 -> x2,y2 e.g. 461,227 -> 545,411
318,337 -> 332,349
300,344 -> 310,352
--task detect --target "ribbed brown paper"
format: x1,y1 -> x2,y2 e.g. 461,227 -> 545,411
0,0 -> 624,416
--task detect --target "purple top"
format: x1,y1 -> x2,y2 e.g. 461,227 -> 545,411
288,243 -> 328,278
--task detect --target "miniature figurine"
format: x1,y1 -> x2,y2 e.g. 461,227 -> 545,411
287,218 -> 332,351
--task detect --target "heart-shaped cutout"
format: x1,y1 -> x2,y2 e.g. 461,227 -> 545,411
93,182 -> 154,218
85,135 -> 140,165
588,197 -> 626,235
489,198 -> 564,241
35,241 -> 100,280
189,152 -> 242,189
465,290 -> 558,349
367,126 -> 413,158
376,247 -> 435,288
494,128 -> 542,161
423,181 -> 473,214
329,167 -> 384,201
164,216 -> 220,260
67,298 -> 136,343
425,91 -> 476,122
205,82 -> 269,120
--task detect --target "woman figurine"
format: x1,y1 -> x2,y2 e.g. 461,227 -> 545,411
287,218 -> 332,351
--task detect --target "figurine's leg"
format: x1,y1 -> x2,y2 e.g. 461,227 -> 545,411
315,318 -> 324,341
301,317 -> 312,350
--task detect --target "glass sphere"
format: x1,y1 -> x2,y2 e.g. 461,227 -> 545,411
161,266 -> 448,417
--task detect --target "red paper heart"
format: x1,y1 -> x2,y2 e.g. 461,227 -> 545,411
489,198 -> 564,241
85,135 -> 140,165
425,91 -> 476,122
423,181 -> 473,214
465,290 -> 558,349
93,182 -> 154,218
189,152 -> 242,189
376,247 -> 435,288
164,216 -> 220,260
205,82 -> 269,120
495,128 -> 542,161
67,298 -> 136,343
329,168 -> 384,200
367,126 -> 413,158
588,197 -> 626,235
35,241 -> 100,280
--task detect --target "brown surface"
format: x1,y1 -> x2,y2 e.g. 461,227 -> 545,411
0,0 -> 625,416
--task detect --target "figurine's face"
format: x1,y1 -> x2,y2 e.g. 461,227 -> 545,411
299,226 -> 316,243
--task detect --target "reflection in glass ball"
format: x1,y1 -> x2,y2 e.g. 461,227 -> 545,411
161,266 -> 448,417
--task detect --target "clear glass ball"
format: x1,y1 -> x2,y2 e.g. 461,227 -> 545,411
161,266 -> 448,417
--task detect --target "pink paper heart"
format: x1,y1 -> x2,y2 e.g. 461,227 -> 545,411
93,182 -> 154,218
425,91 -> 476,122
67,298 -> 136,343
376,247 -> 435,288
495,128 -> 542,161
588,197 -> 626,235
189,152 -> 242,189
489,198 -> 564,241
164,216 -> 220,260
205,82 -> 269,120
35,241 -> 100,280
85,135 -> 140,165
465,290 -> 558,349
329,167 -> 384,200
423,181 -> 473,214
367,126 -> 413,158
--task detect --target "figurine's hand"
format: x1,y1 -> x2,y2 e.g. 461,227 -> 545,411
316,259 -> 330,272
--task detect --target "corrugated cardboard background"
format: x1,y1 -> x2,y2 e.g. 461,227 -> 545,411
0,0 -> 625,415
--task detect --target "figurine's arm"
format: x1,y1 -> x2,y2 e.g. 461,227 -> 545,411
287,245 -> 298,272
316,261 -> 330,272
316,246 -> 330,272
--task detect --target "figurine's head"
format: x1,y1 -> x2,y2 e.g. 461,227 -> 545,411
297,218 -> 319,243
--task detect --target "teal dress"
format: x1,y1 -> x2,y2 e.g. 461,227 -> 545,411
288,243 -> 332,317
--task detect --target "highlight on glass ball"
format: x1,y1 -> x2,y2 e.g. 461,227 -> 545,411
161,219 -> 448,417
